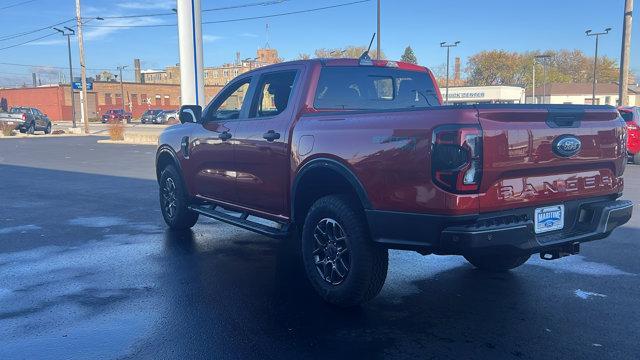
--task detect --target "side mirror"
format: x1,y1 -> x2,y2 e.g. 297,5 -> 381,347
179,105 -> 202,124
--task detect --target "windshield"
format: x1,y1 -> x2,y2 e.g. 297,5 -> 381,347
314,67 -> 440,110
10,108 -> 27,113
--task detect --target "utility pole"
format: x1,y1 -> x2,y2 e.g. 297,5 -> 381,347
440,41 -> 460,104
619,0 -> 633,106
117,65 -> 128,123
376,0 -> 381,60
586,28 -> 611,105
75,0 -> 89,134
54,27 -> 76,128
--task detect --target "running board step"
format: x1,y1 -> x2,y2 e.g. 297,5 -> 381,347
189,204 -> 290,239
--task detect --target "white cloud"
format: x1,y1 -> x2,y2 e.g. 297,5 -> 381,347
84,16 -> 166,41
27,38 -> 66,46
240,33 -> 259,38
117,0 -> 175,10
203,35 -> 223,43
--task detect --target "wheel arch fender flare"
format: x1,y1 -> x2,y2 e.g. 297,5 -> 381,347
291,158 -> 372,223
156,145 -> 185,185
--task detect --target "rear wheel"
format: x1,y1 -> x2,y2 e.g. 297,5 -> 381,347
301,195 -> 388,307
27,123 -> 35,134
159,165 -> 199,230
464,253 -> 530,272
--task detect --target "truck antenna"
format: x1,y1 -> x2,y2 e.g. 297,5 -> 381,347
359,33 -> 376,65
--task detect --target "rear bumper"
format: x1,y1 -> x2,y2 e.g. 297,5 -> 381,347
367,196 -> 633,256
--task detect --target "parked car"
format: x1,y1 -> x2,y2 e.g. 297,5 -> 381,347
618,106 -> 640,164
0,107 -> 51,134
101,109 -> 132,123
156,58 -> 632,306
154,109 -> 179,124
140,109 -> 164,124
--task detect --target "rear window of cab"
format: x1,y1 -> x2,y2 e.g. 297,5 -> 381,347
314,66 -> 440,110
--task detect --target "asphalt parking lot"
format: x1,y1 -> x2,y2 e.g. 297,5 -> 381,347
0,136 -> 639,360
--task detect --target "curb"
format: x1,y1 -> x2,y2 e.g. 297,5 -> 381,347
97,139 -> 157,145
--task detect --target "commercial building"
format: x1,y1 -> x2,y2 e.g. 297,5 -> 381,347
439,86 -> 526,104
525,83 -> 639,105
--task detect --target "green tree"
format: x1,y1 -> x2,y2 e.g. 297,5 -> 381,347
400,46 -> 418,64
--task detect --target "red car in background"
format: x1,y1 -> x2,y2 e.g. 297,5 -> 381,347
618,106 -> 640,164
101,109 -> 132,124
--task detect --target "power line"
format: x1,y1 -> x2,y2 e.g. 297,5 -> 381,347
0,61 -> 136,72
0,1 -> 289,42
0,32 -> 57,51
0,18 -> 75,42
84,0 -> 370,28
98,0 -> 290,20
0,0 -> 38,10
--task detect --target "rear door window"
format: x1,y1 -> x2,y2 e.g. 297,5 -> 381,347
314,66 -> 440,110
250,70 -> 297,118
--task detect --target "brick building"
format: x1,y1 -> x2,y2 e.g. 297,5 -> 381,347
0,82 -> 222,122
141,48 -> 280,86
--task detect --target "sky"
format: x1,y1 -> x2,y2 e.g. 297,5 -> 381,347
0,0 -> 638,86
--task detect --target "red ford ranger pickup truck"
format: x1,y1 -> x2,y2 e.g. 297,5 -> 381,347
156,57 -> 633,306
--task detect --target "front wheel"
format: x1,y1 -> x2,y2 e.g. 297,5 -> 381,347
44,123 -> 51,134
159,165 -> 199,230
301,195 -> 388,307
464,253 -> 530,272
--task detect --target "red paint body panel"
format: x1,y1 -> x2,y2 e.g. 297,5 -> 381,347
618,106 -> 640,154
477,106 -> 625,212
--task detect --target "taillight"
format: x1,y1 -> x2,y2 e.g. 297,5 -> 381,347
21,113 -> 26,121
431,125 -> 483,193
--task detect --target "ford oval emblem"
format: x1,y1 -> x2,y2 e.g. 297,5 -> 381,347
552,135 -> 582,157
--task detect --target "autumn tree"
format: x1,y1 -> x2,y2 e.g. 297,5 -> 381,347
313,45 -> 386,59
401,46 -> 418,64
465,49 -> 627,88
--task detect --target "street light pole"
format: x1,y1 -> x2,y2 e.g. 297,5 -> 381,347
586,28 -> 612,105
533,55 -> 551,104
54,27 -> 76,128
117,65 -> 128,123
440,41 -> 460,104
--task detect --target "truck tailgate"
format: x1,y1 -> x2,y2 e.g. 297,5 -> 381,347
477,105 -> 626,212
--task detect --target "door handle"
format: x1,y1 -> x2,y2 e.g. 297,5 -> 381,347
219,131 -> 232,141
262,130 -> 281,142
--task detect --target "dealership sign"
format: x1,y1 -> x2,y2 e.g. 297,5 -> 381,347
447,92 -> 485,99
72,82 -> 93,91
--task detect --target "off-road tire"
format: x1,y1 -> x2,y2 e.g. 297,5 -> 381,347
301,195 -> 388,307
159,165 -> 199,230
464,253 -> 530,272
